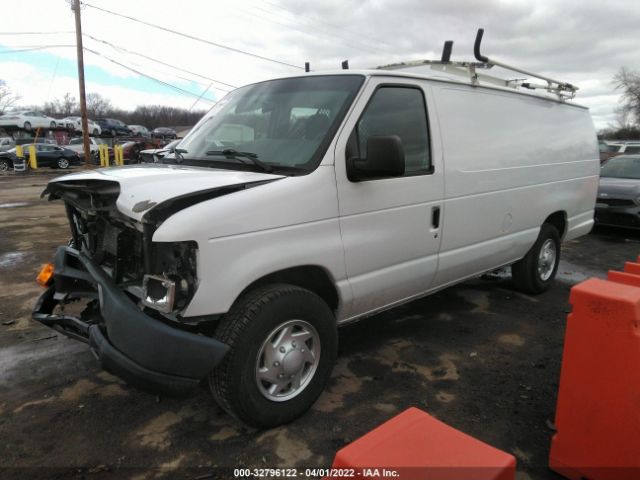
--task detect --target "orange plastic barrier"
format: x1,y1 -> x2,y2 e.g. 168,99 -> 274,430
607,270 -> 640,288
326,407 -> 515,480
549,277 -> 640,480
623,261 -> 640,276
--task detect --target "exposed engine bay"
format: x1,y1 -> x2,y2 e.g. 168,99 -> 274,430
42,179 -> 199,317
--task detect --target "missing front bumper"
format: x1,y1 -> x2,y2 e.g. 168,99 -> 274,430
32,246 -> 229,395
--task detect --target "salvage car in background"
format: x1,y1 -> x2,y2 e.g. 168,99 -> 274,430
0,111 -> 57,131
595,155 -> 640,229
1,144 -> 81,170
0,136 -> 15,152
152,126 -> 177,139
65,137 -> 110,161
60,116 -> 102,136
599,141 -> 621,163
139,139 -> 180,163
128,125 -> 150,137
95,118 -> 132,137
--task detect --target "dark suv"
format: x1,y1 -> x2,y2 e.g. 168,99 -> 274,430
95,118 -> 132,137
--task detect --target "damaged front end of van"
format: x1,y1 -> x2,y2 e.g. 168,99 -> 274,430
31,168 -> 279,394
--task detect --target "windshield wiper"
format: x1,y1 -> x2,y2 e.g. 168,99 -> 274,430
206,148 -> 273,173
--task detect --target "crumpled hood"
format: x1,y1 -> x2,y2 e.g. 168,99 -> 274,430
598,176 -> 640,199
48,164 -> 284,221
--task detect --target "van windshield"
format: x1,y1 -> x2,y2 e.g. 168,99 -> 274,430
175,75 -> 364,174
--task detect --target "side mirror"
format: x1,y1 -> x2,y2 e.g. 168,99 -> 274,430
347,135 -> 405,181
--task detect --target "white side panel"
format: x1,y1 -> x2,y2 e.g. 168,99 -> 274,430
430,83 -> 599,287
153,166 -> 350,317
433,86 -> 600,197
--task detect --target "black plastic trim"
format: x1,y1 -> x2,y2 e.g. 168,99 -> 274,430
32,246 -> 230,393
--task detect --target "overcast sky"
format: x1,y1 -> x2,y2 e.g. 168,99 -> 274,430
1,0 -> 639,129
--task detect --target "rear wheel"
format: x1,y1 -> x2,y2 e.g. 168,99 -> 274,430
93,129 -> 99,136
0,158 -> 10,171
512,223 -> 560,294
110,129 -> 117,137
209,284 -> 337,428
23,121 -> 32,131
49,121 -> 56,128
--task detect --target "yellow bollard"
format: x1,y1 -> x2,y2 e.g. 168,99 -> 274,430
114,145 -> 124,166
28,145 -> 38,169
99,144 -> 108,167
15,144 -> 24,158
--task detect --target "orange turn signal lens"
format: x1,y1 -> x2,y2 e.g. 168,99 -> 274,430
36,263 -> 55,287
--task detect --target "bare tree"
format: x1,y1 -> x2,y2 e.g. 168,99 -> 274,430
86,92 -> 112,118
0,80 -> 21,115
61,92 -> 78,116
613,67 -> 640,125
42,100 -> 60,117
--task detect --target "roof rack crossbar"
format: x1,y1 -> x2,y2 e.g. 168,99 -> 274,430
375,28 -> 578,101
473,28 -> 576,95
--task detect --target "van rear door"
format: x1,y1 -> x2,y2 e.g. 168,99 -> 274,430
334,77 -> 444,319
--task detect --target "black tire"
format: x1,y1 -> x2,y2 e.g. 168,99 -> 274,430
111,129 -> 117,137
56,157 -> 70,169
512,223 -> 560,294
0,158 -> 10,172
93,129 -> 99,136
209,284 -> 337,429
24,121 -> 32,131
49,121 -> 56,128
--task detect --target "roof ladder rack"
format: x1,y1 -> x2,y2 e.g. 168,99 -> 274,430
376,28 -> 578,101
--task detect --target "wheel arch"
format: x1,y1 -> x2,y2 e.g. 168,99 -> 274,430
543,210 -> 567,240
238,265 -> 340,315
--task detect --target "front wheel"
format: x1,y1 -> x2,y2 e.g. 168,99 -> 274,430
50,121 -> 56,128
0,158 -> 10,171
511,223 -> 560,294
56,157 -> 70,169
209,284 -> 337,428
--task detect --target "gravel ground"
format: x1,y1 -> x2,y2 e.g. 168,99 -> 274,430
1,170 -> 638,480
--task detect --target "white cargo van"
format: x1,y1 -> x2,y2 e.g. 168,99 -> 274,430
33,32 -> 599,428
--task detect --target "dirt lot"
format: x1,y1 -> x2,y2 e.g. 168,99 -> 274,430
0,170 -> 638,480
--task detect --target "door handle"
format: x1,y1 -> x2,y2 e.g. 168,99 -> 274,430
431,206 -> 441,229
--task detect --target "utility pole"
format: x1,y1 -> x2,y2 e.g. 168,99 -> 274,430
71,0 -> 92,168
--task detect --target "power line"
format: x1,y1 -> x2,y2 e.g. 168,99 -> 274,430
82,33 -> 236,91
83,47 -> 217,104
260,0 -> 389,50
0,31 -> 74,35
0,42 -> 219,103
235,3 -> 382,55
0,45 -> 75,54
80,2 -> 304,70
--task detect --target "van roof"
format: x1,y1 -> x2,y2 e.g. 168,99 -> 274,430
261,69 -> 588,110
